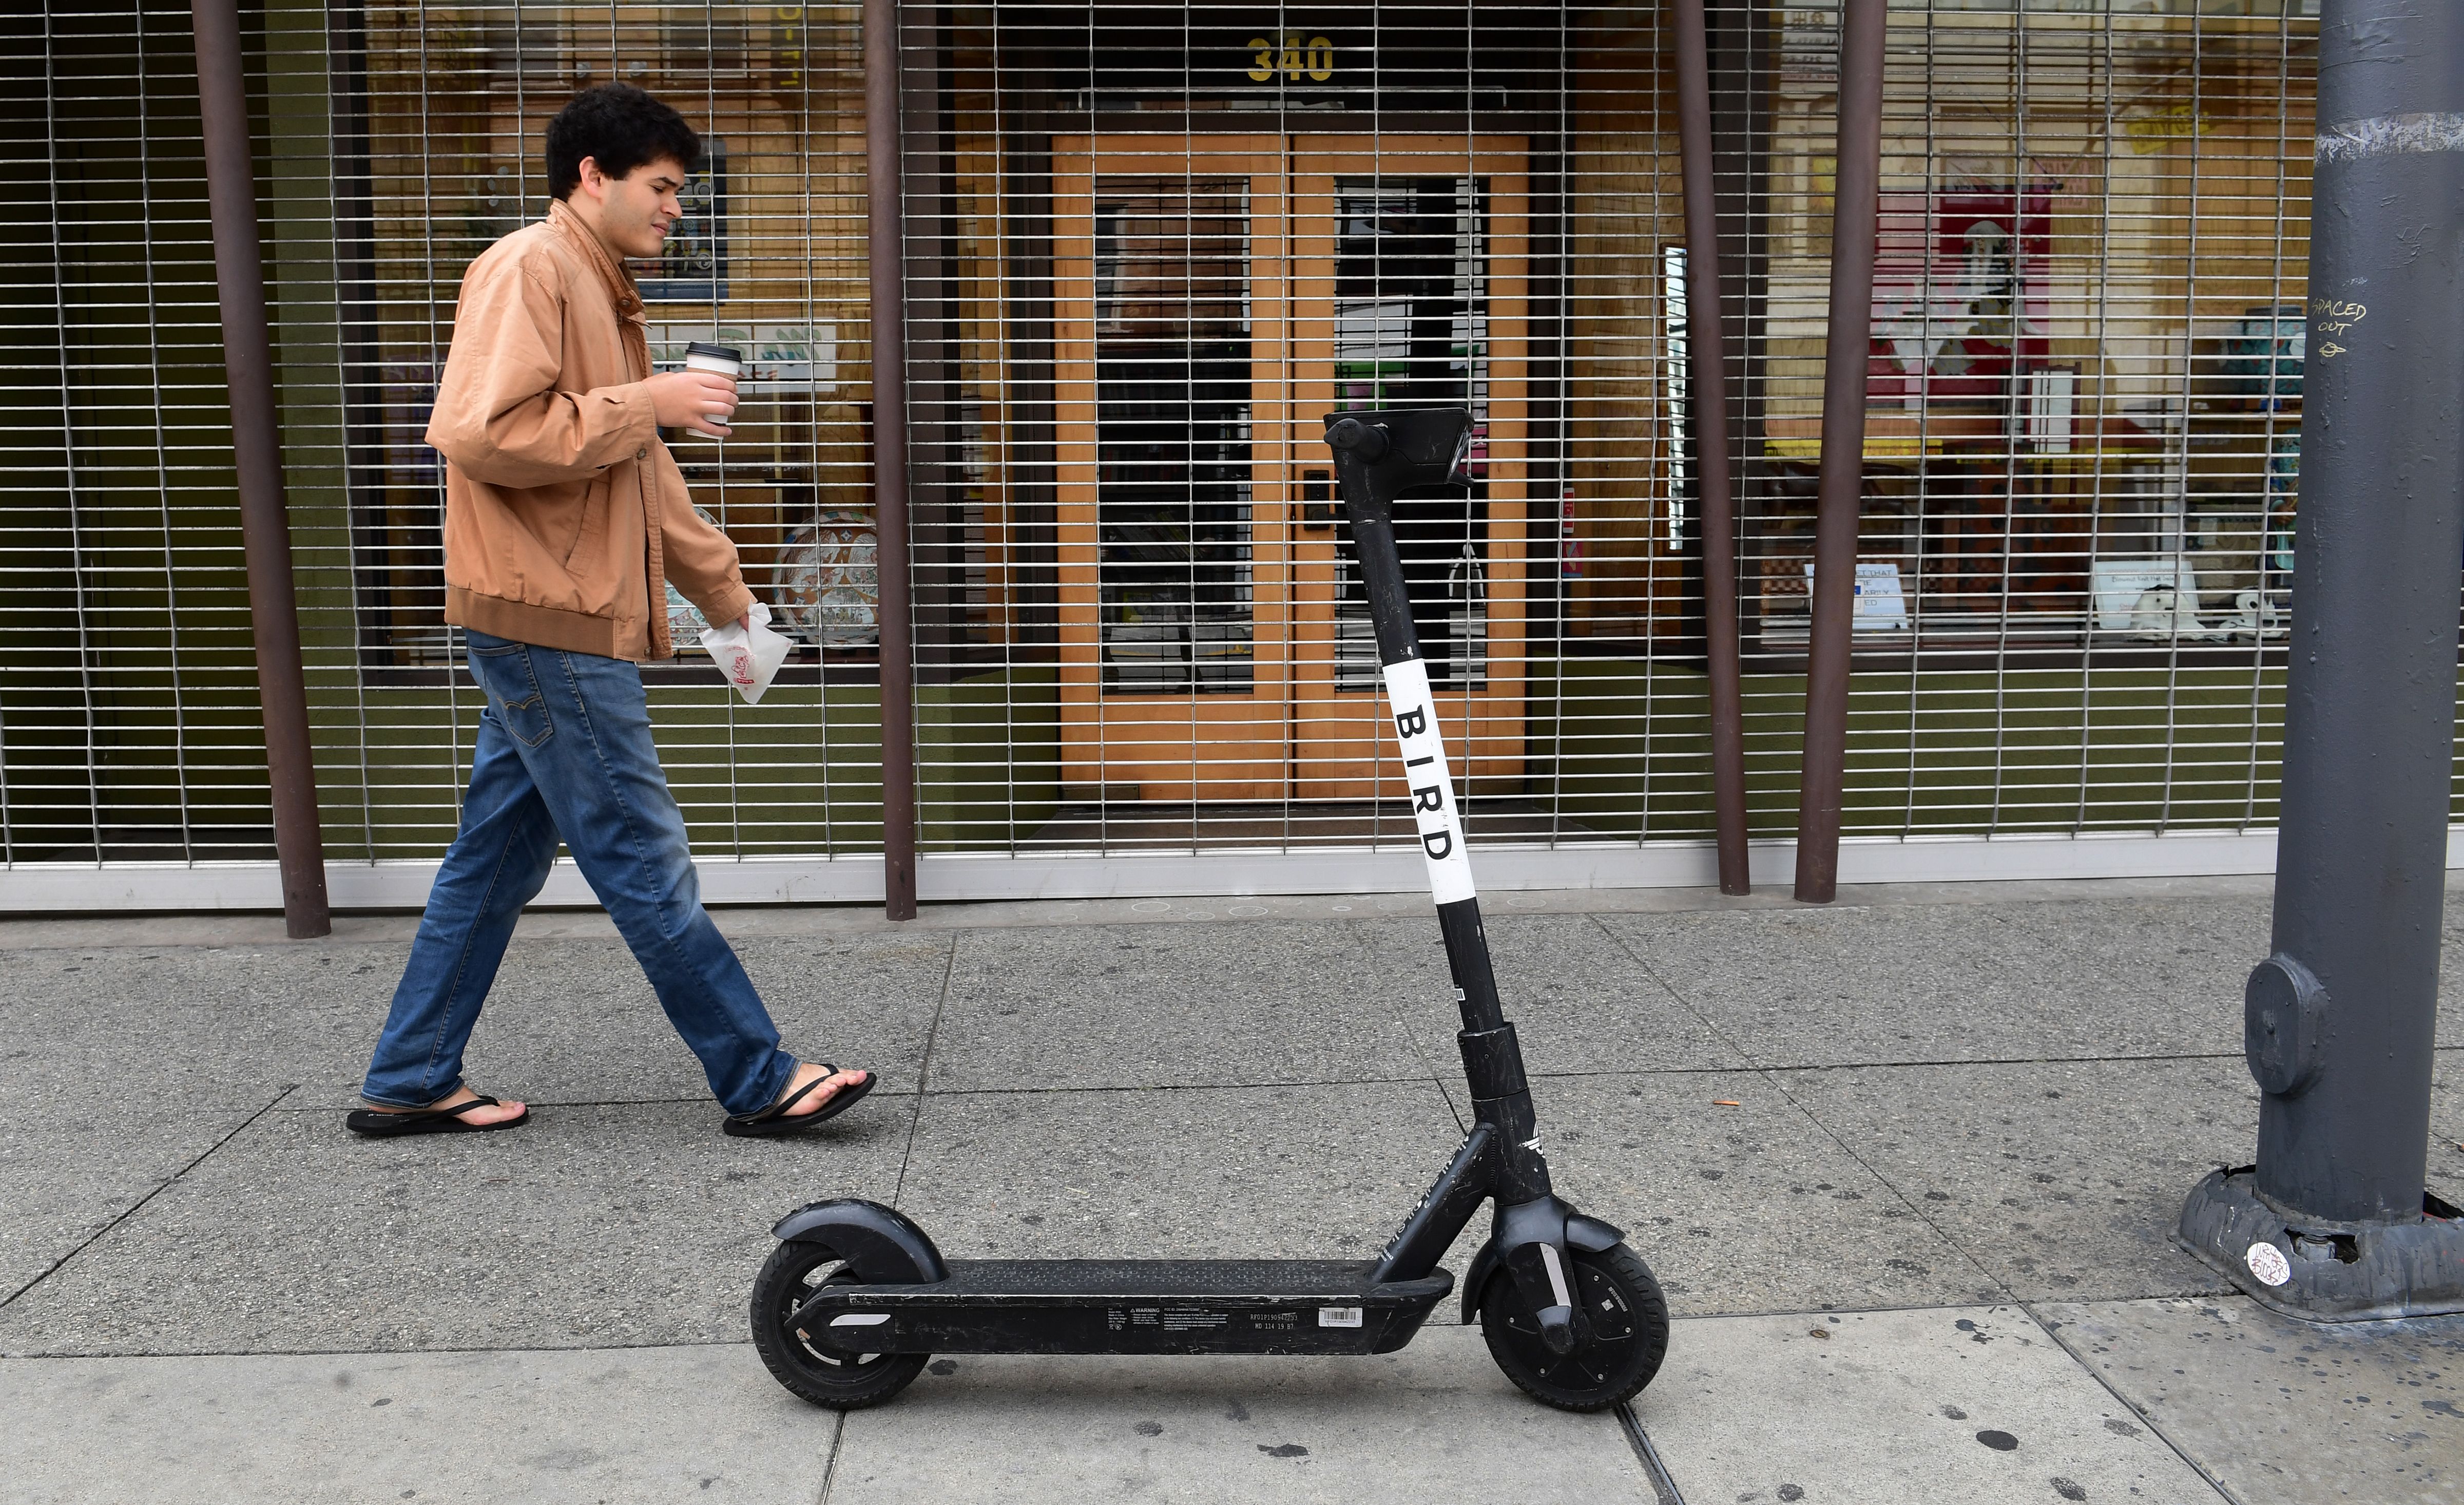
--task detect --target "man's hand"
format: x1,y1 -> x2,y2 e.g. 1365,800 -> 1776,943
645,370 -> 738,438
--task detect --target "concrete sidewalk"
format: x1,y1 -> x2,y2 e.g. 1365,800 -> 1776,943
2,877 -> 2458,1502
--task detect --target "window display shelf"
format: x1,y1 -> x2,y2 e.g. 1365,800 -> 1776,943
1741,402 -> 2238,654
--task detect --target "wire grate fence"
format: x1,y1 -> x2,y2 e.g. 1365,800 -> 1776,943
8,0 -> 273,866
12,0 -> 2444,907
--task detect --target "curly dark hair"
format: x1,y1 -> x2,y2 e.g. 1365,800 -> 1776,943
546,84 -> 701,200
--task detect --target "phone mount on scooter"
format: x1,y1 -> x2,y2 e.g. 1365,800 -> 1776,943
747,408 -> 1669,1414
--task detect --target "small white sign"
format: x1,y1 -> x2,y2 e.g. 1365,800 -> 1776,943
645,323 -> 837,392
748,322 -> 839,390
2026,368 -> 2076,453
1317,1306 -> 1364,1328
645,324 -> 753,373
1801,561 -> 1910,632
2092,558 -> 2199,632
2244,1241 -> 2292,1287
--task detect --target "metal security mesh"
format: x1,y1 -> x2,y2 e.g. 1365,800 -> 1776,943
1744,0 -> 2320,842
905,1 -> 2330,863
6,2 -> 273,864
911,7 -> 1590,857
305,0 -> 889,863
7,1 -> 2410,902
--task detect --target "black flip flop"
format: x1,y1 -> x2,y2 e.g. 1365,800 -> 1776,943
723,1065 -> 876,1138
345,1094 -> 530,1138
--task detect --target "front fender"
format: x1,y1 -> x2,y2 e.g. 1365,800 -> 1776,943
769,1197 -> 949,1283
1567,1213 -> 1625,1253
1459,1209 -> 1627,1323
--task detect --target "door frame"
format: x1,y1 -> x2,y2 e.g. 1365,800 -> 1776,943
1050,132 -> 1529,805
1287,135 -> 1531,803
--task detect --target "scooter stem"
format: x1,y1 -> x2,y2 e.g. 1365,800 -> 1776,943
1324,410 -> 1551,1210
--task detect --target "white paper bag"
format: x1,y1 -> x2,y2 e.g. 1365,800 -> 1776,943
699,598 -> 793,704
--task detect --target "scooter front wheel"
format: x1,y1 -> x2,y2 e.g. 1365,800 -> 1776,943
1479,1243 -> 1669,1412
750,1241 -> 929,1409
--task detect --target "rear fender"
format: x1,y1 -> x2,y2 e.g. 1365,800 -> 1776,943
769,1197 -> 949,1283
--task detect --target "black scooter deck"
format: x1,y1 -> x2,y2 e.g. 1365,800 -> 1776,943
792,1259 -> 1453,1357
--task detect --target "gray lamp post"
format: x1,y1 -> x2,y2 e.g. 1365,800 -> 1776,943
2175,0 -> 2464,1319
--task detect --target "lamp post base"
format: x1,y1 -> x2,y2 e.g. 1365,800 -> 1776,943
2177,1168 -> 2464,1322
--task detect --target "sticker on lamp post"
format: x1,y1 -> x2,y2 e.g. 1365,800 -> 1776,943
2244,1242 -> 2292,1287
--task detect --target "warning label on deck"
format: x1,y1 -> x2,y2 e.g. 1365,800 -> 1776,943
1163,1308 -> 1228,1331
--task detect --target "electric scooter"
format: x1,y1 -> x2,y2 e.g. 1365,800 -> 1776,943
749,408 -> 1670,1413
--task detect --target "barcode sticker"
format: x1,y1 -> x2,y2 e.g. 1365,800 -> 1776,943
1318,1306 -> 1364,1328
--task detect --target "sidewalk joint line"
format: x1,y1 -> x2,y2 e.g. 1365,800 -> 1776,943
815,1407 -> 846,1505
891,931 -> 960,1205
880,1074 -> 1440,1097
2023,1298 -> 2250,1505
1583,914 -> 2018,1302
1670,1289 -> 2236,1322
1739,1069 -> 2017,1302
1724,1051 -> 2246,1073
0,1084 -> 295,1315
1354,913 -> 1468,1132
5,1338 -> 774,1361
1615,1400 -> 1687,1505
272,1091 -> 928,1112
267,1076 -> 1469,1113
12,1296 -> 2267,1361
253,1048 -> 2255,1117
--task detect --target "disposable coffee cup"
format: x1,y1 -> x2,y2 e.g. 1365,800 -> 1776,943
682,341 -> 742,437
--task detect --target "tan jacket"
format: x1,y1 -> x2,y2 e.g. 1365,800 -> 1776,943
425,200 -> 752,662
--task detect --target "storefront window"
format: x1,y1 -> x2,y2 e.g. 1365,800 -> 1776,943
339,2 -> 875,671
1736,1 -> 2315,658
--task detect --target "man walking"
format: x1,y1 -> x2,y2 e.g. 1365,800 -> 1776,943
350,84 -> 870,1139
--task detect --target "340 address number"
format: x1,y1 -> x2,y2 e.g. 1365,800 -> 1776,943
1248,32 -> 1336,83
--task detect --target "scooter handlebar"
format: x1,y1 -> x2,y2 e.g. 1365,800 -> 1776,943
1321,409 -> 1473,511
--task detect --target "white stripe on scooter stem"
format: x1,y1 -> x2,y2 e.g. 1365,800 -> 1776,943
1380,657 -> 1477,906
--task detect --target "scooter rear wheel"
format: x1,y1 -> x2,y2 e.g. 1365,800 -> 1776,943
750,1241 -> 929,1409
1479,1243 -> 1669,1412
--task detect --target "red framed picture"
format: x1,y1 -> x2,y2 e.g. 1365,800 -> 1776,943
1867,188 -> 2052,406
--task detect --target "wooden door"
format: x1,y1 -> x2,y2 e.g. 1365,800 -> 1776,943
1287,137 -> 1529,801
1053,134 -> 1527,806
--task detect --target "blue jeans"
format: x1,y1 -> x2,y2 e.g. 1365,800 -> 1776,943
362,631 -> 797,1116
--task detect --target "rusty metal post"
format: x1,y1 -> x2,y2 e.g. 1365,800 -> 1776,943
1674,0 -> 1750,896
865,0 -> 918,921
1792,0 -> 1885,904
190,0 -> 329,938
